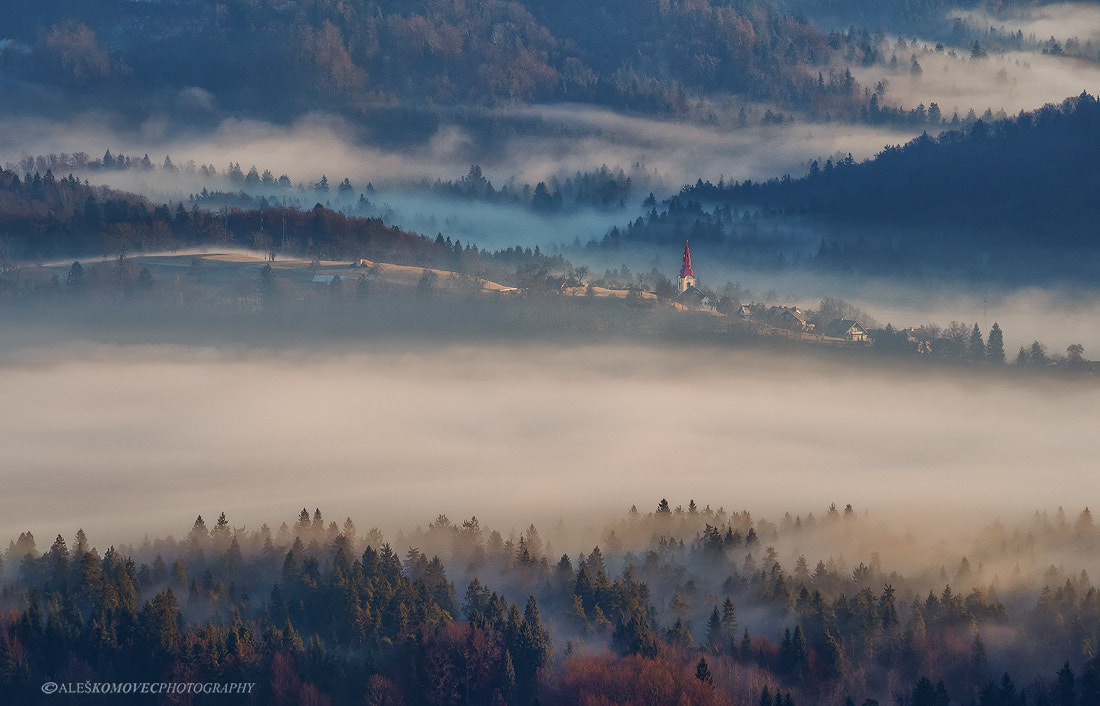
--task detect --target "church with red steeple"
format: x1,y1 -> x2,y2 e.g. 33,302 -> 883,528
674,240 -> 712,309
676,240 -> 697,294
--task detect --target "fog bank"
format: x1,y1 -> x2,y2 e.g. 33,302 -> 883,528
0,107 -> 923,198
1,341 -> 1096,549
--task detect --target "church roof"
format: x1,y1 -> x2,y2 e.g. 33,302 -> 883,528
677,285 -> 710,305
679,241 -> 694,278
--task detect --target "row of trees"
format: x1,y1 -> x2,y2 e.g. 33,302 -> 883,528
7,150 -> 650,217
424,164 -> 639,212
870,320 -> 1094,372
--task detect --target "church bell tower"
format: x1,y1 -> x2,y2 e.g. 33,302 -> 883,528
676,241 -> 696,293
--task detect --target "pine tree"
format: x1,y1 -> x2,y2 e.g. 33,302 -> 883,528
1080,665 -> 1100,706
295,508 -> 311,536
1055,661 -> 1076,706
911,677 -> 936,706
66,261 -> 85,292
791,625 -> 809,681
212,512 -> 231,551
722,596 -> 737,634
47,534 -> 70,585
969,633 -> 989,685
500,649 -> 517,704
696,656 -> 713,684
518,596 -> 552,690
969,323 -> 985,360
987,323 -> 1005,363
705,606 -> 723,652
1030,341 -> 1047,366
741,627 -> 753,661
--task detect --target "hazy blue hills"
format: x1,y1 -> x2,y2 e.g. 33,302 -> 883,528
667,92 -> 1100,281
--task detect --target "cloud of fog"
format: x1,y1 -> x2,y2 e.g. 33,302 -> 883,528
371,190 -> 640,252
2,9 -> 1098,200
959,3 -> 1100,46
489,104 -> 922,185
1,339 -> 1097,551
0,105 -> 937,254
847,284 -> 1100,355
868,49 -> 1100,118
728,269 -> 1100,355
0,106 -> 925,199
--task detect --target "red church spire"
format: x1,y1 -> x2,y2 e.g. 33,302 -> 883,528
680,241 -> 694,278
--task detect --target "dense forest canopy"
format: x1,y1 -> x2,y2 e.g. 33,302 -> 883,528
3,502 -> 1100,705
0,0 -> 941,125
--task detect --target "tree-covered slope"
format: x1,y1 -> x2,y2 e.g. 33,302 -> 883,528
685,92 -> 1100,250
0,0 -> 878,121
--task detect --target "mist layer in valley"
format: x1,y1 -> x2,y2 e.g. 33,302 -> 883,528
1,334 -> 1096,549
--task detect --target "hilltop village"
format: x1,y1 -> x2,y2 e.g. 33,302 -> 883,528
20,241 -> 874,344
9,240 -> 1090,374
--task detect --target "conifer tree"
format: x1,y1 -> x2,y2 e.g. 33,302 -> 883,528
696,656 -> 713,684
66,261 -> 85,292
1055,661 -> 1076,706
987,323 -> 1005,363
722,596 -> 737,634
500,649 -> 517,704
969,323 -> 985,360
705,606 -> 724,652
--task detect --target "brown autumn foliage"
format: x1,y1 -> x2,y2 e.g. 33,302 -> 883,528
548,654 -> 731,706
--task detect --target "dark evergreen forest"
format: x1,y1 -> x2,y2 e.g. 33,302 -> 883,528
587,93 -> 1100,282
3,503 -> 1100,705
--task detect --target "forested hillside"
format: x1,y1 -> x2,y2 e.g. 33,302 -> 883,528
3,503 -> 1100,705
0,0 -> 893,124
0,167 -> 437,263
632,92 -> 1100,280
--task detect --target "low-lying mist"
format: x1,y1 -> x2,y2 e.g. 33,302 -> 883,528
1,335 -> 1096,552
0,107 -> 925,202
958,2 -> 1100,49
853,46 -> 1100,119
366,190 -> 640,253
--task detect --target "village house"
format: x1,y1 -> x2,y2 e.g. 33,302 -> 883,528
771,306 -> 813,332
825,319 -> 869,342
